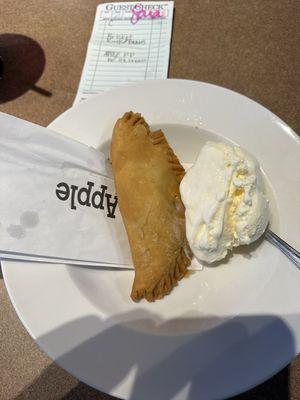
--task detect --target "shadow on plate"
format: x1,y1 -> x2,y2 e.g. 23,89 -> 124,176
13,311 -> 296,400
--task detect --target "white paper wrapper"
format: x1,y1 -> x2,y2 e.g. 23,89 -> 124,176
0,112 -> 132,267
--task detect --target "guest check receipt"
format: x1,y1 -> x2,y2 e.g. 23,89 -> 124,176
74,1 -> 174,104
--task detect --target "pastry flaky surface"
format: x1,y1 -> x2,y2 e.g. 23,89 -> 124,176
110,111 -> 191,302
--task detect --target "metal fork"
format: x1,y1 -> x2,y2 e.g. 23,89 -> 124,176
265,229 -> 300,269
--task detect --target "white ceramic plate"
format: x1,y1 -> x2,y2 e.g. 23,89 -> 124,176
3,80 -> 300,400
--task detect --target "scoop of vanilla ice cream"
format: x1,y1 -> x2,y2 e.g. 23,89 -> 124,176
180,142 -> 269,263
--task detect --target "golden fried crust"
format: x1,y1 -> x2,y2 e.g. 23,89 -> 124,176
110,111 -> 191,302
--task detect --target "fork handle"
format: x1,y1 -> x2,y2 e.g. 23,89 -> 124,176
265,229 -> 300,269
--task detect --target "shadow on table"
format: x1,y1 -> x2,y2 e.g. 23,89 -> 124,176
13,310 -> 296,400
0,33 -> 51,103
